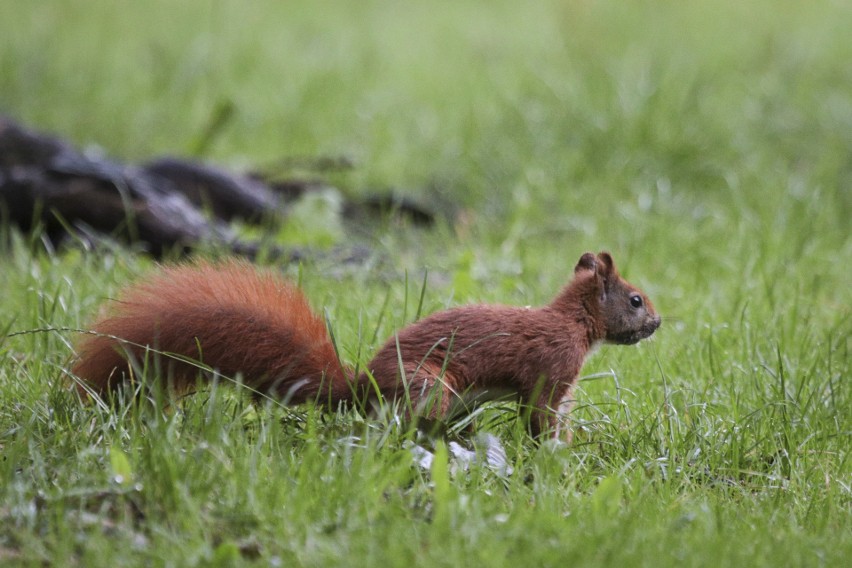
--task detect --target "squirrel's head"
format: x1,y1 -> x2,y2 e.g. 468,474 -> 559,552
573,251 -> 661,345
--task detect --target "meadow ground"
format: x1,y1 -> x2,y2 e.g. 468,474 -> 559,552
1,1 -> 850,565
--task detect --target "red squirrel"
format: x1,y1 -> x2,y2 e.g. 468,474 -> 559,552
72,251 -> 660,440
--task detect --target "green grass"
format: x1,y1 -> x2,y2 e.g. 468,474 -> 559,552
1,0 -> 850,565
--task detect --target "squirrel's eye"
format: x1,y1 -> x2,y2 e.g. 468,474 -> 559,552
630,294 -> 643,308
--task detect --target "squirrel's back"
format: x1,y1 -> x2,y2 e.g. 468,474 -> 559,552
72,260 -> 349,401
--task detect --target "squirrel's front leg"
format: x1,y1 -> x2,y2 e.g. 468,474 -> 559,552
529,382 -> 576,443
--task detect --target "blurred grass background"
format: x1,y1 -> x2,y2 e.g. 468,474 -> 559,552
2,0 -> 849,284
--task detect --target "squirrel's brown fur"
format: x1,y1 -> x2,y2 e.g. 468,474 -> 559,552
72,252 -> 660,440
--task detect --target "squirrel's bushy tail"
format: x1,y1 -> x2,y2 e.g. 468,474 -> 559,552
72,260 -> 352,403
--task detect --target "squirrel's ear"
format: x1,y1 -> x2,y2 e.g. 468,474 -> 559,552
574,252 -> 598,274
594,252 -> 617,300
596,252 -> 615,276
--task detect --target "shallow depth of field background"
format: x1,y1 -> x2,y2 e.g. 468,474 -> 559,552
1,1 -> 849,566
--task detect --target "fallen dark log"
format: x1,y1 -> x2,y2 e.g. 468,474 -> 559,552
143,157 -> 282,223
0,117 -> 286,257
150,157 -> 442,229
0,116 -> 440,258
